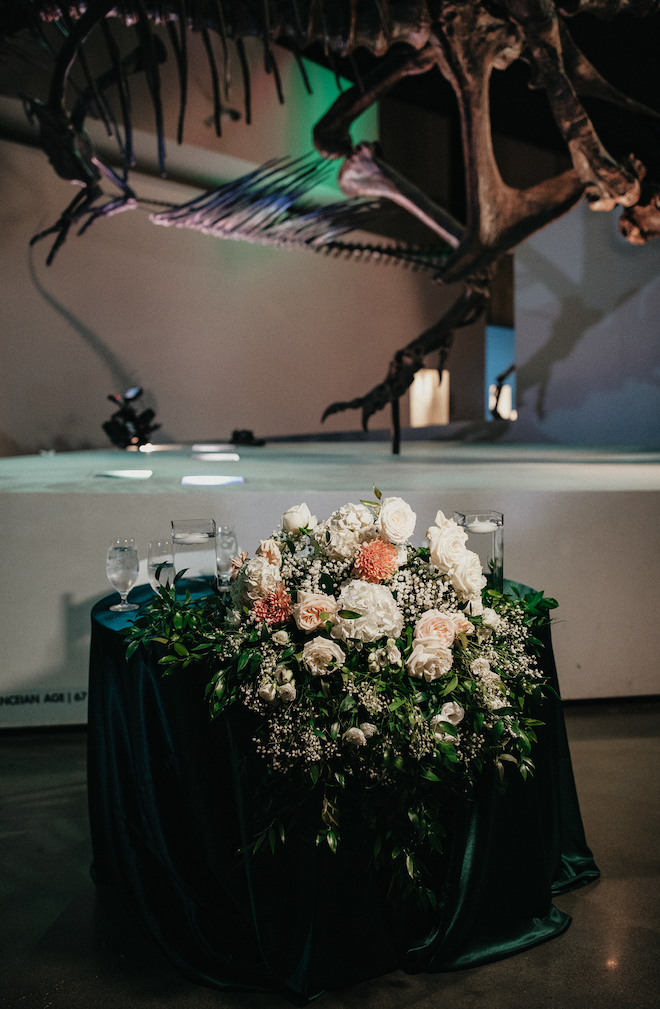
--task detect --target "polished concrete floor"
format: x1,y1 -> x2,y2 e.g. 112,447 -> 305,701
1,700 -> 659,1009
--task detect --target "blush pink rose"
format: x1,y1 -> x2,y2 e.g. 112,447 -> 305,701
451,612 -> 475,636
414,609 -> 456,648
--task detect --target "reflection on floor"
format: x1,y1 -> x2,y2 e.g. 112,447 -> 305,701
1,701 -> 659,1009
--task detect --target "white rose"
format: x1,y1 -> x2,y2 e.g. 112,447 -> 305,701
302,637 -> 346,676
466,594 -> 484,616
278,682 -> 297,703
293,590 -> 338,632
282,503 -> 317,535
331,580 -> 403,643
359,722 -> 378,739
314,503 -> 377,560
344,727 -> 367,746
271,630 -> 289,645
439,700 -> 465,725
258,683 -> 278,704
451,550 -> 487,600
482,607 -> 501,630
275,665 -> 293,684
377,497 -> 416,544
406,638 -> 454,682
256,538 -> 282,567
426,520 -> 469,574
430,714 -> 451,742
386,639 -> 402,665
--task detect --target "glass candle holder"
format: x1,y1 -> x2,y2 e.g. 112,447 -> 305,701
171,519 -> 217,583
453,511 -> 504,593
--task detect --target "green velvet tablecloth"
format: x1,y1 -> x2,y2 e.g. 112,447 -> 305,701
87,582 -> 599,1002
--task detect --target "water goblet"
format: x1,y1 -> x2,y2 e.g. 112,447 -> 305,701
148,539 -> 174,592
216,526 -> 238,591
107,538 -> 140,611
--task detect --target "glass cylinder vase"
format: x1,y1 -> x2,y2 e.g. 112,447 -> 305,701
453,511 -> 504,594
171,519 -> 217,583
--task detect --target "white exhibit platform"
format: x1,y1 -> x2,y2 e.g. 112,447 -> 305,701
1,441 -> 659,726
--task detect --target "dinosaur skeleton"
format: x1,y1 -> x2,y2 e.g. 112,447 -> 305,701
2,1 -> 660,441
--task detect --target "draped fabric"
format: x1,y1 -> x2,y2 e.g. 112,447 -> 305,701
88,582 -> 599,1002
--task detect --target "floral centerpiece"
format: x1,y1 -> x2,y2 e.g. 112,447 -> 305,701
127,491 -> 555,907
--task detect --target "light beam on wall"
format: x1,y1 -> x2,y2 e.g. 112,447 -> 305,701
409,369 -> 450,427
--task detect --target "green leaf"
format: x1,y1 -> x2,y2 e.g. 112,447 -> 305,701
374,836 -> 382,859
326,830 -> 338,855
388,697 -> 406,712
173,568 -> 187,584
374,485 -> 382,500
237,651 -> 250,672
125,640 -> 140,660
440,674 -> 458,696
173,612 -> 183,630
173,642 -> 189,657
268,826 -> 276,855
423,769 -> 441,782
338,609 -> 362,620
338,695 -> 356,714
310,764 -> 319,786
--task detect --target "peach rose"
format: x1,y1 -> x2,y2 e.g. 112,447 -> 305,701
292,591 -> 338,632
256,538 -> 282,567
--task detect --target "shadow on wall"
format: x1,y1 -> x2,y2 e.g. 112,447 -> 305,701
512,201 -> 660,446
25,247 -> 171,453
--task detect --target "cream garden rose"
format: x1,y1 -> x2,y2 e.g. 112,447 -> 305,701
282,503 -> 317,535
301,637 -> 346,677
377,496 -> 416,544
331,580 -> 403,643
414,609 -> 456,648
292,591 -> 338,632
406,638 -> 454,682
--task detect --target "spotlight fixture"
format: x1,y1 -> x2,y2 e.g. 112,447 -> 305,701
102,387 -> 160,449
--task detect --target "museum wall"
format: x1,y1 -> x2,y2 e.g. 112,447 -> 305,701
512,199 -> 660,447
0,136 -> 483,455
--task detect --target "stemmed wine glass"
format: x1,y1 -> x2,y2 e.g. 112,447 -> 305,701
148,539 -> 174,592
106,538 -> 140,612
216,526 -> 238,591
